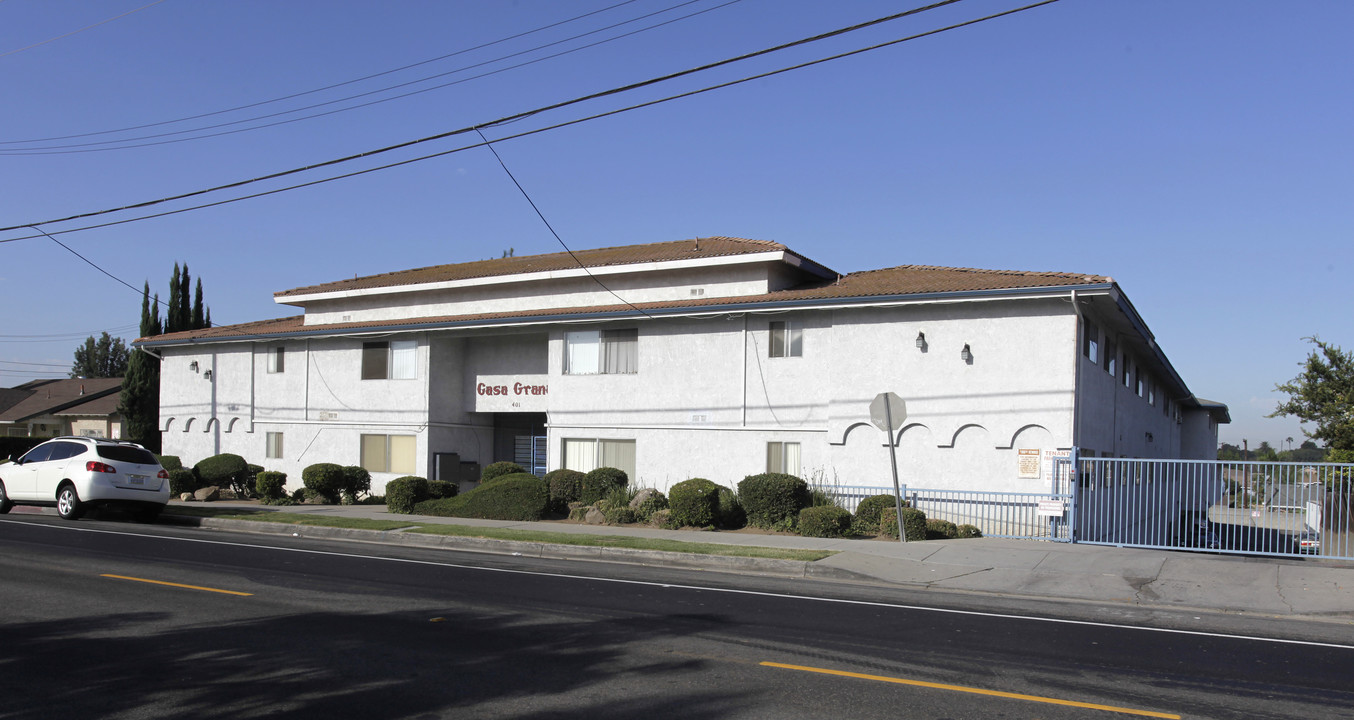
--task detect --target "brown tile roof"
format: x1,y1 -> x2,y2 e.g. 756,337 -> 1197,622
275,236 -> 802,298
144,262 -> 1110,345
0,378 -> 123,422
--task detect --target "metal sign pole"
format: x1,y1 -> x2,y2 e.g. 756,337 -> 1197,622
885,400 -> 906,543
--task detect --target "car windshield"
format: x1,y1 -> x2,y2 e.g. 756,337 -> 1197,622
96,445 -> 158,465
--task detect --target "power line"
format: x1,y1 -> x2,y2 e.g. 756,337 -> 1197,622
0,325 -> 139,341
0,359 -> 70,368
0,0 -> 1059,245
0,0 -> 973,236
0,0 -> 734,153
0,0 -> 169,59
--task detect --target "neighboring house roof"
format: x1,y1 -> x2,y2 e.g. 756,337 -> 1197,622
275,236 -> 831,299
0,378 -> 123,423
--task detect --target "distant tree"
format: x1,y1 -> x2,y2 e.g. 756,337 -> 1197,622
1217,443 -> 1243,461
119,283 -> 162,451
70,332 -> 129,378
1271,338 -> 1354,453
1255,441 -> 1278,462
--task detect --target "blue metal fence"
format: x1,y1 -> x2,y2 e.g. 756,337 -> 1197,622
823,484 -> 1073,540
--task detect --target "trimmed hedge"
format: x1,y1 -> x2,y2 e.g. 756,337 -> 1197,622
715,486 -> 746,529
168,468 -> 198,496
481,461 -> 526,484
385,476 -> 430,514
156,455 -> 183,471
926,519 -> 959,540
254,471 -> 287,500
194,453 -> 251,496
737,473 -> 809,529
668,478 -> 720,528
427,479 -> 458,500
544,469 -> 585,513
955,524 -> 983,539
579,467 -> 628,505
798,505 -> 853,538
855,494 -> 902,529
302,463 -> 347,504
413,473 -> 548,520
879,507 -> 928,541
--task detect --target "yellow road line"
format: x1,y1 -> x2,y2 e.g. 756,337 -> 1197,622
760,662 -> 1180,719
100,574 -> 253,596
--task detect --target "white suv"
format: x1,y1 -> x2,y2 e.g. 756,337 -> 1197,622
0,437 -> 170,522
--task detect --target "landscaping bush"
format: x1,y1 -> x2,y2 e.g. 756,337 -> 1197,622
630,488 -> 668,524
481,461 -> 526,484
413,473 -> 548,520
600,486 -> 638,524
254,471 -> 287,500
668,478 -> 720,528
427,479 -> 458,500
955,524 -> 983,539
193,453 -> 251,497
156,455 -> 183,471
879,507 -> 928,541
544,469 -> 585,513
385,476 -> 430,514
798,505 -> 853,538
737,473 -> 810,530
854,494 -> 903,533
648,508 -> 674,529
926,518 -> 959,539
715,486 -> 746,529
302,463 -> 347,504
168,468 -> 198,496
341,465 -> 372,504
579,466 -> 628,505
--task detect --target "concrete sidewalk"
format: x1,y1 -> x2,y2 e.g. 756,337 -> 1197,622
154,500 -> 1354,623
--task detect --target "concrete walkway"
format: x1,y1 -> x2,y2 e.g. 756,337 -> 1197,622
153,499 -> 1354,623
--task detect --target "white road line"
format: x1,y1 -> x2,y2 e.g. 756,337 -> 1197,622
4,517 -> 1352,651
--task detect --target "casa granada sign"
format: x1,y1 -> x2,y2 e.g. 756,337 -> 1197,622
476,381 -> 548,397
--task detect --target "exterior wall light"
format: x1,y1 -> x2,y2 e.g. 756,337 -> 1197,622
203,369 -> 213,381
960,344 -> 972,363
189,361 -> 199,373
1145,432 -> 1154,442
915,331 -> 926,350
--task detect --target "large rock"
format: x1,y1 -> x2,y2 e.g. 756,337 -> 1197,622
584,506 -> 607,525
629,488 -> 660,511
179,493 -> 194,502
193,486 -> 221,502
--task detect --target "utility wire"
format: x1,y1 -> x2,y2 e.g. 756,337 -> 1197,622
0,0 -> 741,155
0,0 -> 970,235
0,0 -> 1058,242
0,0 -> 169,59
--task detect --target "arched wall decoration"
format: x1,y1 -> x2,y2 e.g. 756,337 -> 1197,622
837,421 -> 874,446
1003,423 -> 1053,450
182,418 -> 195,433
943,423 -> 989,449
204,418 -> 219,434
225,417 -> 241,433
894,422 -> 931,446
162,418 -> 175,434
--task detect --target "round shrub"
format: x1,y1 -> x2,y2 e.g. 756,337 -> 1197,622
544,469 -> 585,512
385,476 -> 429,514
427,479 -> 458,500
580,467 -> 628,505
855,494 -> 902,529
737,473 -> 810,529
254,471 -> 287,500
956,524 -> 982,539
168,468 -> 198,496
630,489 -> 668,523
715,486 -> 746,529
481,461 -> 526,484
156,455 -> 183,471
668,478 -> 720,528
798,505 -> 853,538
879,507 -> 928,541
926,519 -> 959,540
302,463 -> 347,504
194,453 -> 250,496
414,473 -> 548,520
340,465 -> 372,504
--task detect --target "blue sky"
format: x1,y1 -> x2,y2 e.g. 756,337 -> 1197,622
1,0 -> 1350,450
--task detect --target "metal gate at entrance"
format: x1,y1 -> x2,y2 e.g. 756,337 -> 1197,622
1073,456 -> 1352,560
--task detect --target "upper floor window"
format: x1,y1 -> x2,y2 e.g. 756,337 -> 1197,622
769,320 -> 802,358
565,329 -> 637,375
267,346 -> 285,374
1123,357 -> 1133,389
1082,318 -> 1099,365
1105,340 -> 1117,376
362,340 -> 417,380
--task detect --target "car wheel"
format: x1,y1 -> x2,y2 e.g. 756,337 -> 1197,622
56,485 -> 85,520
0,481 -> 12,514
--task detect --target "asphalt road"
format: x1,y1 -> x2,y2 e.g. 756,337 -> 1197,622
2,515 -> 1352,720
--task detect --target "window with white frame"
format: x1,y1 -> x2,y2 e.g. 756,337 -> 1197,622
564,329 -> 637,374
360,434 -> 417,474
768,321 -> 802,358
267,346 -> 285,373
766,441 -> 801,476
266,432 -> 284,459
1082,318 -> 1099,365
1105,339 -> 1117,376
562,438 -> 636,480
361,340 -> 417,380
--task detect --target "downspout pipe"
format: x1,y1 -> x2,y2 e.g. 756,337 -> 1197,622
1070,290 -> 1082,453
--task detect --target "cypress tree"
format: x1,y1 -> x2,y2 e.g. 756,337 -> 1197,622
192,277 -> 205,329
119,283 -> 162,452
167,264 -> 182,334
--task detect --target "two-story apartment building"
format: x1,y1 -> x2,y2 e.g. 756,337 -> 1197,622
137,237 -> 1227,495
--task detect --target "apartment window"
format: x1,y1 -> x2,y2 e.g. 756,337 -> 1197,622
1148,380 -> 1156,406
360,434 -> 417,474
1105,340 -> 1117,376
267,346 -> 285,374
361,340 -> 417,380
769,321 -> 802,358
1136,371 -> 1145,398
266,432 -> 284,459
564,329 -> 637,375
1123,357 -> 1133,389
766,441 -> 801,476
562,438 -> 636,481
1082,318 -> 1099,365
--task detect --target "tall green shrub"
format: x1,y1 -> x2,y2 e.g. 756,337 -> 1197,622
254,471 -> 287,500
302,463 -> 347,504
668,478 -> 720,528
580,467 -> 628,505
798,505 -> 852,538
544,469 -> 585,512
414,473 -> 548,520
880,507 -> 928,541
385,476 -> 430,514
156,455 -> 183,471
737,473 -> 810,529
715,486 -> 746,529
168,468 -> 198,496
193,453 -> 250,496
481,461 -> 526,483
341,465 -> 372,502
